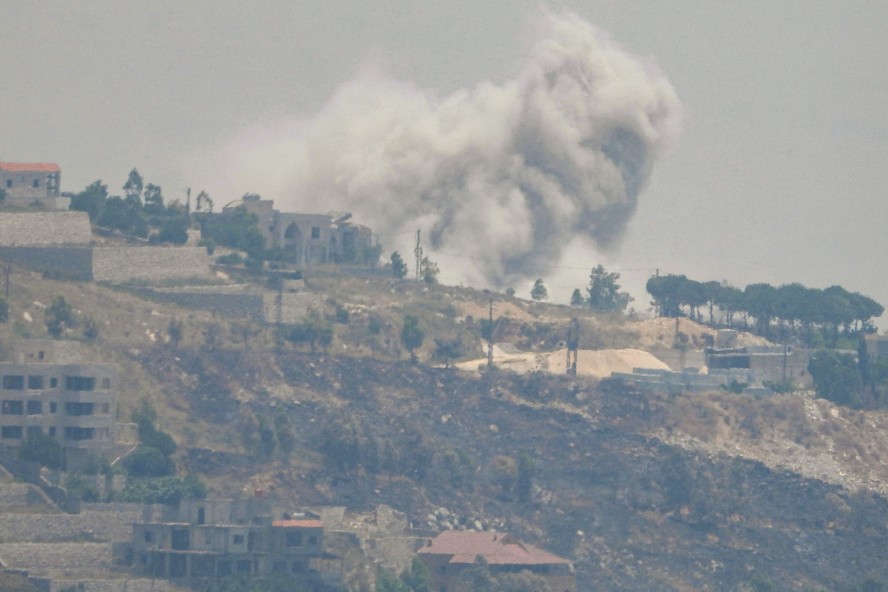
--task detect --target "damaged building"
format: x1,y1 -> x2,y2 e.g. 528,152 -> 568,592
221,195 -> 375,265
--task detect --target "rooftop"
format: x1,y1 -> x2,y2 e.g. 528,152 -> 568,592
0,162 -> 60,173
417,531 -> 571,566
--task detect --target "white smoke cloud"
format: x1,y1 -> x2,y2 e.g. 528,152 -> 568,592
201,11 -> 681,288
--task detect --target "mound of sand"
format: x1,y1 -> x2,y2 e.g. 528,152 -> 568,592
455,344 -> 669,378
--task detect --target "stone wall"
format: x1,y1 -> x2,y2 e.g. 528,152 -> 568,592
0,212 -> 91,246
0,247 -> 93,280
138,286 -> 265,321
0,507 -> 141,543
0,542 -> 113,577
92,247 -> 212,283
49,579 -> 170,592
263,292 -> 325,324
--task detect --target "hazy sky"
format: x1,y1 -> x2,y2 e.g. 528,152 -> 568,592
2,2 -> 886,321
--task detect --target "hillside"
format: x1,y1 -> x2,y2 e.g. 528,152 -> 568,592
2,265 -> 888,591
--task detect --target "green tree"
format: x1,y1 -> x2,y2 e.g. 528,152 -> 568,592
401,315 -> 424,362
375,567 -> 407,592
570,288 -> 584,306
0,294 -> 8,323
400,557 -> 430,592
167,319 -> 183,348
809,350 -> 863,407
274,408 -> 296,461
433,337 -> 463,369
70,180 -> 108,220
143,183 -> 164,214
390,252 -> 408,278
196,205 -> 265,257
646,274 -> 686,318
420,256 -> 439,284
123,446 -> 176,477
19,431 -> 63,469
587,265 -> 630,312
516,451 -> 535,503
45,295 -> 74,338
530,278 -> 547,302
82,316 -> 99,341
123,167 -> 144,202
258,416 -> 276,457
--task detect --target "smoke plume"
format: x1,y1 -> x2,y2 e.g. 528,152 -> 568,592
219,12 -> 681,287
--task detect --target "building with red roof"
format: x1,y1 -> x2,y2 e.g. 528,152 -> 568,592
0,162 -> 66,209
417,530 -> 576,592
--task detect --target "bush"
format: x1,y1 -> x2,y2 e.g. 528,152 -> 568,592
123,446 -> 175,477
115,475 -> 206,505
19,431 -> 63,469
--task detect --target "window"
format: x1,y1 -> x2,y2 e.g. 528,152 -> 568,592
26,426 -> 42,438
233,534 -> 245,545
311,227 -> 320,239
32,179 -> 40,188
64,426 -> 94,441
50,378 -> 58,388
308,535 -> 318,545
26,400 -> 42,415
144,531 -> 154,543
65,402 -> 94,416
5,180 -> 11,188
102,378 -> 111,389
1,426 -> 23,439
48,427 -> 56,437
27,376 -> 44,390
49,402 -> 57,413
2,400 -> 23,415
286,531 -> 303,547
65,376 -> 95,391
3,376 -> 25,390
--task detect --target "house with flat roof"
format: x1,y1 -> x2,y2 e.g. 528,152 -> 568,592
0,162 -> 67,210
417,530 -> 576,592
0,340 -> 117,470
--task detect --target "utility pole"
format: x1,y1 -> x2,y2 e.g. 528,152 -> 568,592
414,229 -> 423,282
3,261 -> 10,299
566,318 -> 579,376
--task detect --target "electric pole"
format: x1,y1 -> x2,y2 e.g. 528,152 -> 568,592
414,229 -> 423,282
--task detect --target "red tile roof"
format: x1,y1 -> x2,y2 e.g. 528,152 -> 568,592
272,519 -> 323,528
0,162 -> 60,172
417,531 -> 571,566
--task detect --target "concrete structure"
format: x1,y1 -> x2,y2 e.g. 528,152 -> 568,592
707,344 -> 811,387
129,498 -> 327,582
0,340 -> 116,470
417,531 -> 575,592
0,163 -> 67,210
222,195 -> 374,265
865,334 -> 888,360
0,212 -> 212,283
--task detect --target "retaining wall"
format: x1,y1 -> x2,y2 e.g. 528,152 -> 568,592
92,247 -> 212,283
0,247 -> 93,280
0,212 -> 91,247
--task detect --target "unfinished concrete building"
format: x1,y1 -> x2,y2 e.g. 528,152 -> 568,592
0,162 -> 67,210
0,340 -> 117,470
129,498 -> 327,581
221,195 -> 374,265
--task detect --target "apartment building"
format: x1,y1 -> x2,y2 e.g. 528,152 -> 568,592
0,340 -> 116,469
